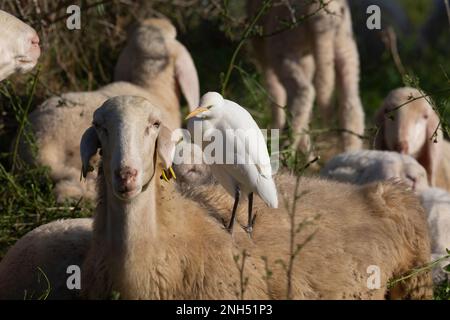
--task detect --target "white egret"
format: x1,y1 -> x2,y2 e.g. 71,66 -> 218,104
185,92 -> 278,234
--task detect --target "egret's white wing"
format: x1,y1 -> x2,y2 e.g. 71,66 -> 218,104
220,100 -> 273,178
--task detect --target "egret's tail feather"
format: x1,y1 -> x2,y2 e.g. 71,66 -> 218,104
257,176 -> 278,208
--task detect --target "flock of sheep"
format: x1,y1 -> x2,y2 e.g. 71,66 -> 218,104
0,0 -> 449,300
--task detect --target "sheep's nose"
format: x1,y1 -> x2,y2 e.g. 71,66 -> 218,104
30,33 -> 40,46
395,141 -> 409,154
115,167 -> 138,187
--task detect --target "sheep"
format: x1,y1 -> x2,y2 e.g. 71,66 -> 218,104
374,87 -> 450,191
0,96 -> 432,299
320,150 -> 429,193
248,0 -> 365,154
0,218 -> 92,299
419,187 -> 450,284
18,18 -> 200,202
0,10 -> 40,81
321,150 -> 450,284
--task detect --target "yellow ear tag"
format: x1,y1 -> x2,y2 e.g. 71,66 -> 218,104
160,167 -> 177,182
160,170 -> 170,182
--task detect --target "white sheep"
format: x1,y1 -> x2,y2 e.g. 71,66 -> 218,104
18,18 -> 199,202
0,10 -> 40,81
0,96 -> 432,299
248,0 -> 365,153
374,87 -> 450,191
419,187 -> 450,284
320,149 -> 429,193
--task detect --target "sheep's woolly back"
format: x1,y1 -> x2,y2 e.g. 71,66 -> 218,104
182,175 -> 433,299
0,218 -> 92,299
0,174 -> 432,299
321,150 -> 428,192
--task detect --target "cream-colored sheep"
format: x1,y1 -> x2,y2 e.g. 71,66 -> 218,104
321,149 -> 429,193
18,18 -> 199,202
0,10 -> 40,81
248,0 -> 365,154
0,96 -> 432,299
322,149 -> 450,284
0,218 -> 92,299
374,87 -> 450,191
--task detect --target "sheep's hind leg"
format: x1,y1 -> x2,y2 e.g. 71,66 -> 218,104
227,187 -> 240,234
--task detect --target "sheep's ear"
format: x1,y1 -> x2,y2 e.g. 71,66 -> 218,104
373,103 -> 387,150
418,112 -> 442,186
80,126 -> 100,179
173,41 -> 200,111
156,125 -> 175,169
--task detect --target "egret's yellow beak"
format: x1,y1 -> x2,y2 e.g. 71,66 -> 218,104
185,107 -> 209,120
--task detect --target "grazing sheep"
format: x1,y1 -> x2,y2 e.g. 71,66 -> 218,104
18,18 -> 199,202
374,87 -> 450,191
0,10 -> 40,81
0,96 -> 432,299
321,150 -> 429,193
248,0 -> 365,153
419,188 -> 450,284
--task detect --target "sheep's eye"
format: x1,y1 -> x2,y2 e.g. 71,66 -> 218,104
423,114 -> 429,119
153,121 -> 160,128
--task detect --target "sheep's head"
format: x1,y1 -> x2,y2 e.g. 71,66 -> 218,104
114,17 -> 200,111
80,96 -> 175,201
0,10 -> 40,81
114,19 -> 172,83
377,154 -> 428,193
376,87 -> 438,157
375,87 -> 442,186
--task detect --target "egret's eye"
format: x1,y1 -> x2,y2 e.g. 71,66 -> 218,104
207,105 -> 213,110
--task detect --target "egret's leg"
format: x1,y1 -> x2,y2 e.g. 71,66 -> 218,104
245,193 -> 254,235
227,188 -> 240,233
